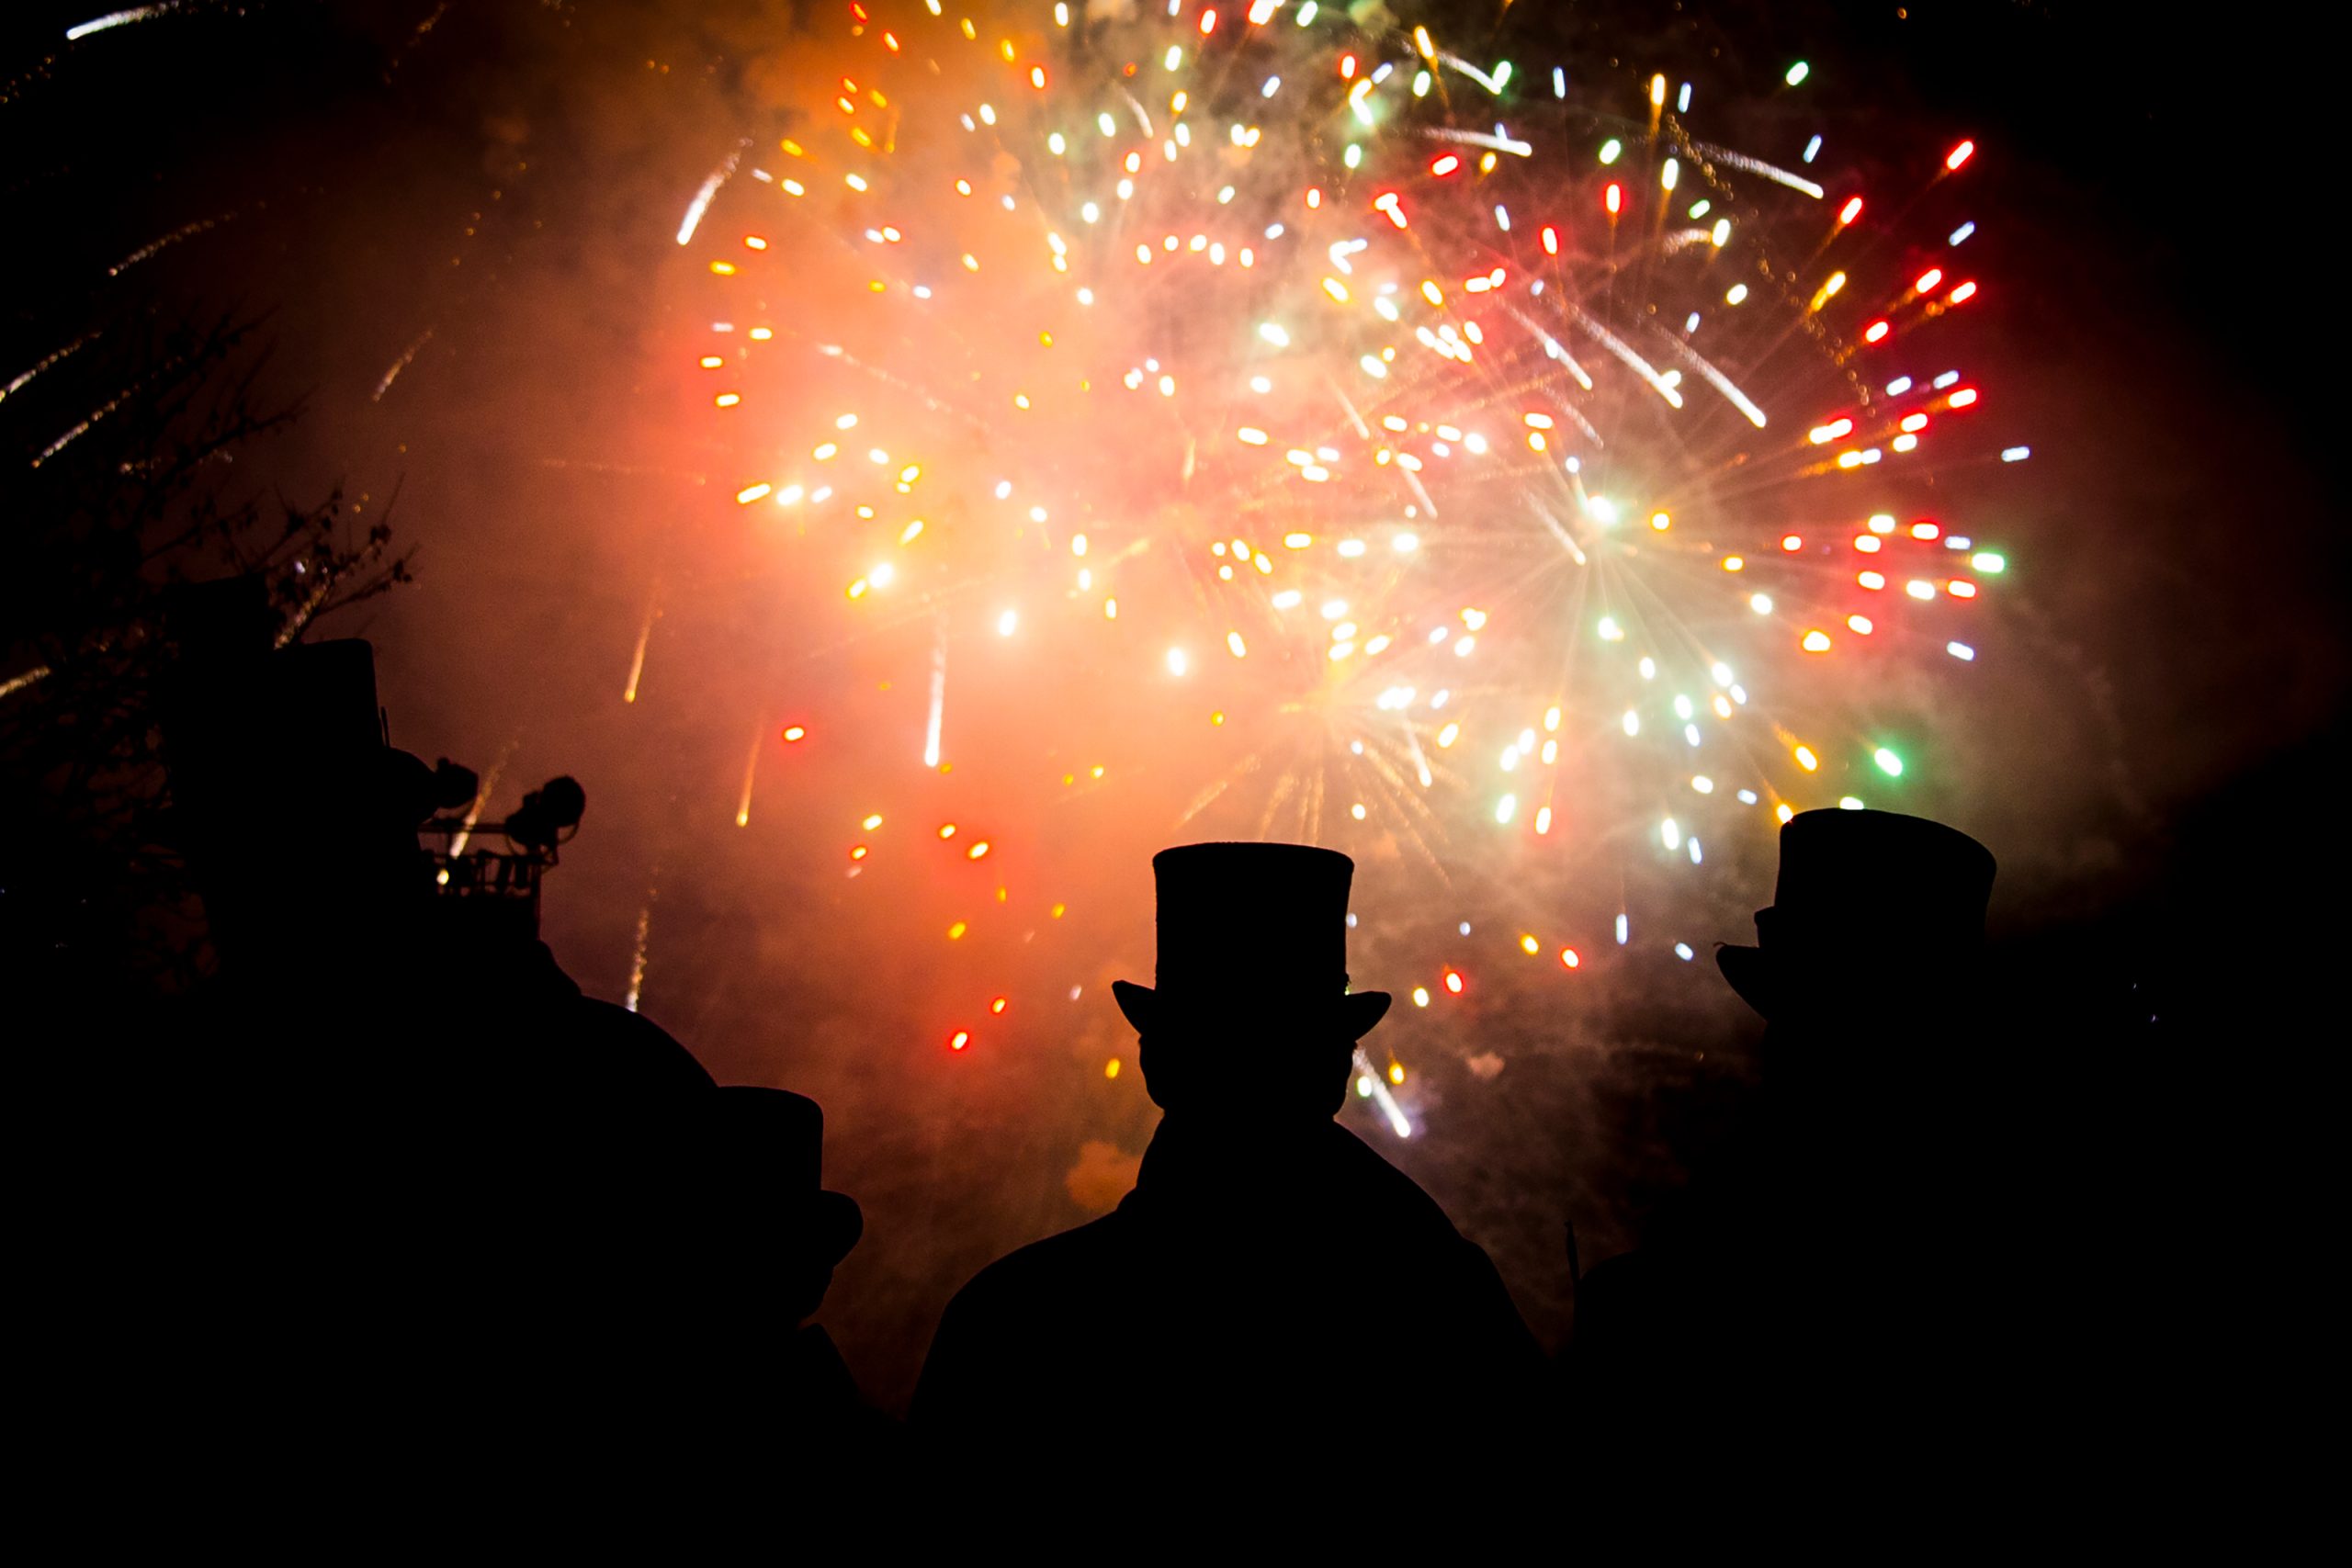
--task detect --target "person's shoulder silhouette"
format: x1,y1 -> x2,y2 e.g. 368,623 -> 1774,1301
1568,809 -> 2007,1536
683,1089 -> 896,1467
509,1082 -> 896,1514
913,842 -> 1539,1514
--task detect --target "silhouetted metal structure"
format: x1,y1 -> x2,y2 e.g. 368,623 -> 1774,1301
420,774 -> 585,942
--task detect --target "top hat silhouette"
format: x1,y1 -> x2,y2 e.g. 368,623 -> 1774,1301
1111,842 -> 1391,1041
1716,808 -> 1996,1019
704,1086 -> 864,1267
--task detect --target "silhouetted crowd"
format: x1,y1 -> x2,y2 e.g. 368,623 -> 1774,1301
27,615 -> 2159,1546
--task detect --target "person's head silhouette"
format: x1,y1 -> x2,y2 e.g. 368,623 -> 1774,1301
691,1087 -> 865,1325
1717,808 -> 1996,1085
1112,842 -> 1390,1124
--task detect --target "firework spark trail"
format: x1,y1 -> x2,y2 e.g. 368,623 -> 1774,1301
622,593 -> 659,705
446,748 -> 511,863
0,665 -> 54,701
64,5 -> 175,41
623,887 -> 655,1013
735,726 -> 761,828
1565,305 -> 1685,408
373,328 -> 435,402
1690,141 -> 1827,199
1510,309 -> 1596,392
33,386 -> 137,467
812,343 -> 989,426
1404,723 -> 1435,789
1421,126 -> 1533,158
1436,53 -> 1506,96
3,333 -> 97,403
1531,502 -> 1590,566
107,212 -> 233,277
676,141 -> 751,247
1551,397 -> 1604,447
384,0 -> 449,79
1660,336 -> 1771,429
1352,1049 -> 1413,1139
922,620 -> 947,770
1118,86 -> 1155,138
536,457 -> 707,482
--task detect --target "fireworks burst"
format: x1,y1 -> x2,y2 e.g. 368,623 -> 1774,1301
648,0 -> 2023,1107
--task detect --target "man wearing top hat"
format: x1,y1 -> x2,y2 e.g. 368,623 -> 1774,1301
912,842 -> 1541,1508
1567,808 -> 2018,1535
653,1086 -> 900,1490
417,1083 -> 891,1513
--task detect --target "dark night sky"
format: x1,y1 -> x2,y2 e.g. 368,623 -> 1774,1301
5,1 -> 2341,1405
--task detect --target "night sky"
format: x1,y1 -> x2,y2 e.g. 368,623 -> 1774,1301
5,1 -> 2340,1406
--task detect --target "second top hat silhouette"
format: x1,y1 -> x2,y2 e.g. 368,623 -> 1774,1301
1111,842 -> 1391,1040
1716,807 -> 1996,1019
702,1086 -> 864,1266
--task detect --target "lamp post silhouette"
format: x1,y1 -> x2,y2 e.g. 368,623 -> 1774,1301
420,770 -> 586,942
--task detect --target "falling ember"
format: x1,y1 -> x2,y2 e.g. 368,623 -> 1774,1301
623,894 -> 655,1013
1351,1048 -> 1412,1138
735,728 -> 761,827
373,327 -> 435,402
676,140 -> 750,245
0,665 -> 55,700
622,596 -> 657,705
924,620 -> 947,770
64,5 -> 178,41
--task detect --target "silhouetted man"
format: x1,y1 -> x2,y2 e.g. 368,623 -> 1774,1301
912,843 -> 1541,1517
1569,809 -> 2019,1538
674,1088 -> 893,1472
458,1084 -> 896,1528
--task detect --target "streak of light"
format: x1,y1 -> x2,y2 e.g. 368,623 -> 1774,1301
623,889 -> 655,1013
3,333 -> 96,402
677,141 -> 751,245
736,728 -> 761,827
0,665 -> 54,701
923,619 -> 947,769
1660,336 -> 1770,426
66,6 -> 175,42
373,328 -> 435,402
107,211 -> 232,277
1352,1047 -> 1412,1137
1421,125 -> 1532,157
1690,142 -> 1826,198
622,592 -> 659,704
445,749 -> 511,865
1566,305 -> 1684,408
